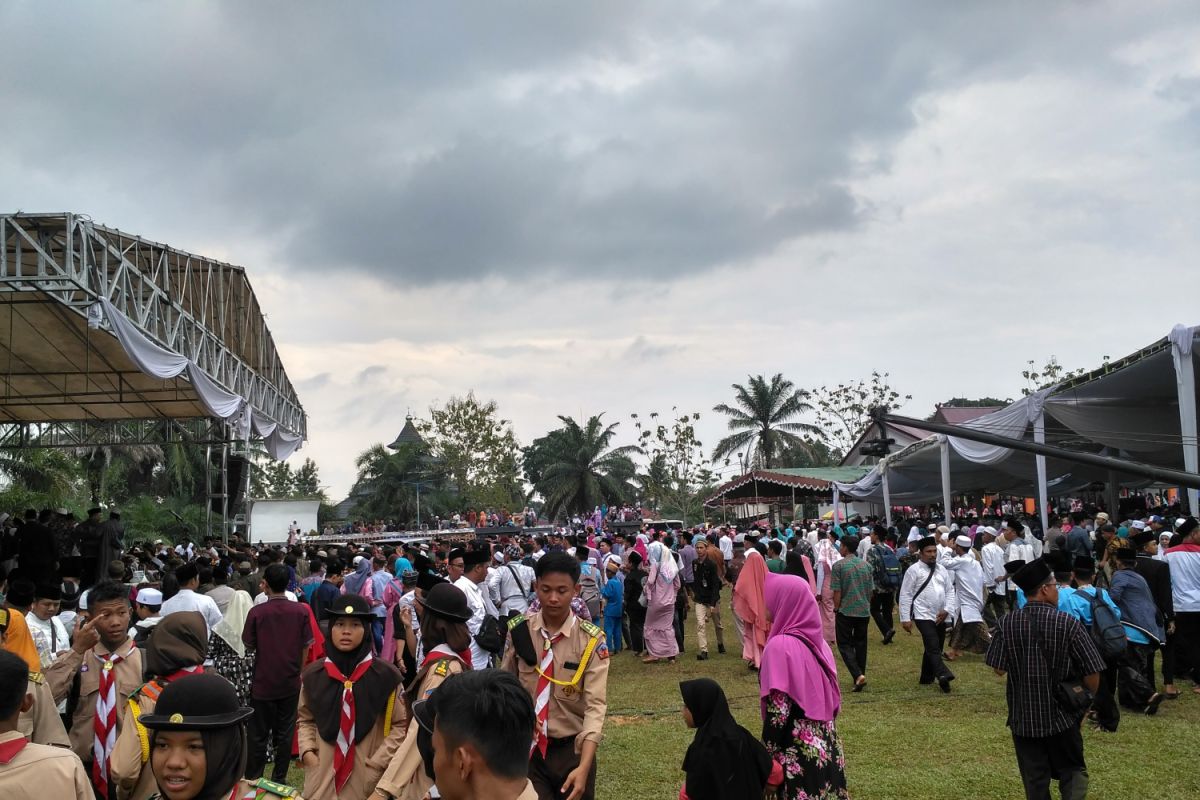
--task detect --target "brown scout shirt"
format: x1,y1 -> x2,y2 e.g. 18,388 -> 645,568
18,672 -> 70,747
45,637 -> 144,766
500,610 -> 609,753
374,653 -> 466,800
0,730 -> 91,800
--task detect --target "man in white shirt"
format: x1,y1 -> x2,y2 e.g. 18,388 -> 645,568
1001,518 -> 1035,609
979,526 -> 1008,630
940,535 -> 988,660
899,536 -> 957,693
455,549 -> 493,669
26,584 -> 70,668
488,548 -> 535,617
160,563 -> 223,634
856,528 -> 873,559
718,528 -> 734,565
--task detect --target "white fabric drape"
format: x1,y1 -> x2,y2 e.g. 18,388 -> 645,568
881,461 -> 893,529
1170,324 -> 1199,514
939,435 -> 952,525
99,299 -> 302,460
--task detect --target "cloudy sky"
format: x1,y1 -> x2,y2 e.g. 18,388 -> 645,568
3,2 -> 1199,498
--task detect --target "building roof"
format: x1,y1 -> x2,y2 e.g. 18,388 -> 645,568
387,416 -> 425,450
932,405 -> 1004,425
704,466 -> 870,506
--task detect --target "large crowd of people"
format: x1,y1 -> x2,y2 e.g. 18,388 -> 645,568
0,502 -> 1197,799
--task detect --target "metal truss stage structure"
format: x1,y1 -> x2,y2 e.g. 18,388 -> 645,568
0,212 -> 308,538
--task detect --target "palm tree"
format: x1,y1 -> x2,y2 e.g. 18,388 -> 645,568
712,373 -> 823,469
535,415 -> 642,521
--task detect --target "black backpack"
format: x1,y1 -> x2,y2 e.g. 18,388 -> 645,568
1086,588 -> 1127,661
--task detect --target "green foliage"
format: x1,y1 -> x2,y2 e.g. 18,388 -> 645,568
351,443 -> 446,524
527,415 -> 641,521
119,496 -> 207,546
712,373 -> 823,469
0,447 -> 82,503
778,436 -> 841,467
415,393 -> 524,509
810,372 -> 911,456
631,409 -> 713,524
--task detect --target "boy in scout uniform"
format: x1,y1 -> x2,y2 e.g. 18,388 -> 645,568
501,552 -> 609,800
138,672 -> 302,800
0,608 -> 70,747
45,580 -> 145,799
0,649 -> 91,799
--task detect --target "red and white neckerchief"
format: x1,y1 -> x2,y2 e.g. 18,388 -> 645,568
421,643 -> 470,670
92,648 -> 127,799
162,665 -> 204,683
322,653 -> 374,794
0,734 -> 28,765
530,629 -> 563,759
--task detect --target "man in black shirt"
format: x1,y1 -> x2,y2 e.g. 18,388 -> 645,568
986,558 -> 1106,800
1131,530 -> 1176,697
623,551 -> 646,655
692,539 -> 725,661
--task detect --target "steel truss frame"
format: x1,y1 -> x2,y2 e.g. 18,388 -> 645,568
0,212 -> 306,437
0,418 -> 229,449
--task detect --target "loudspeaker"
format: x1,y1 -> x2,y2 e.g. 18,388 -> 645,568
209,455 -> 249,514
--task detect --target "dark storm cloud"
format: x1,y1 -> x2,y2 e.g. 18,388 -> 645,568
0,2 -> 1194,287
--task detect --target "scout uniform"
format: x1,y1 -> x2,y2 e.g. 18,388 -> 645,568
296,595 -> 407,800
139,673 -> 304,800
0,729 -> 91,800
111,676 -> 189,800
2,608 -> 70,748
18,671 -> 70,748
45,635 -> 144,782
374,580 -> 470,800
501,609 -> 609,800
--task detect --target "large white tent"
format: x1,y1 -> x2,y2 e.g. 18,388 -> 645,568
834,324 -> 1200,530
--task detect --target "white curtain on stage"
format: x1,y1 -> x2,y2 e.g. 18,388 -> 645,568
99,299 -> 303,460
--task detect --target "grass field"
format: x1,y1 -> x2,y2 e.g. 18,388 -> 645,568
595,620 -> 1200,799
288,617 -> 1200,798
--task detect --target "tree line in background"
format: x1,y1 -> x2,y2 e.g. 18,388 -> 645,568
0,354 -> 1090,534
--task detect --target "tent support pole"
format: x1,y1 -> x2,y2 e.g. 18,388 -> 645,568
881,461 -> 893,529
1034,411 -> 1049,535
1171,326 -> 1199,514
939,436 -> 952,526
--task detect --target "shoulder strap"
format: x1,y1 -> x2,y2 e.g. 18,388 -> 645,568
506,614 -> 538,666
909,563 -> 937,619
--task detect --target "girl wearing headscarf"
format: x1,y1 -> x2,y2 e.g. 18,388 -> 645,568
784,551 -> 817,595
732,549 -> 769,670
642,541 -> 681,664
678,678 -> 781,800
139,672 -> 299,800
375,582 -> 473,800
759,574 -> 848,799
112,611 -> 209,800
208,590 -> 255,705
813,530 -> 842,645
342,557 -> 373,597
297,594 -> 406,800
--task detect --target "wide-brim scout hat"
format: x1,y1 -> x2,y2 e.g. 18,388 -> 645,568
139,673 -> 254,731
326,593 -> 377,621
422,583 -> 472,622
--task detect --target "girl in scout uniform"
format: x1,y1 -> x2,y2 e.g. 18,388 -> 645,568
111,611 -> 208,800
139,672 -> 302,800
296,593 -> 406,800
0,609 -> 70,748
373,581 -> 473,800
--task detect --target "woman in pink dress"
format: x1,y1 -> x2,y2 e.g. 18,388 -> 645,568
642,541 -> 680,663
732,549 -> 769,669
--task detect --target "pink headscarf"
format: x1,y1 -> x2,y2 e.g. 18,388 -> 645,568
733,550 -> 770,661
759,573 -> 841,723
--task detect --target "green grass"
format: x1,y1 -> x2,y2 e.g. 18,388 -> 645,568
595,621 -> 1200,799
287,619 -> 1200,798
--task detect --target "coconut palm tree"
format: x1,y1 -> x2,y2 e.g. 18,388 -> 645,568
712,373 -> 823,469
534,415 -> 641,521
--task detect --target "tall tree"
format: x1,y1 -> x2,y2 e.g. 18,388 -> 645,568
529,415 -> 641,521
809,372 -> 910,457
631,409 -> 713,524
291,458 -> 325,499
415,393 -> 523,509
351,443 -> 445,524
712,374 -> 822,470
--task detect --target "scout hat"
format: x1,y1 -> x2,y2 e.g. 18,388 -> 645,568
422,583 -> 472,622
327,593 -> 376,621
139,673 -> 254,730
1012,559 -> 1052,594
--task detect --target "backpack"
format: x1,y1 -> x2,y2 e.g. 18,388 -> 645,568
578,566 -> 602,619
1086,588 -> 1127,660
873,545 -> 902,590
474,613 -> 506,654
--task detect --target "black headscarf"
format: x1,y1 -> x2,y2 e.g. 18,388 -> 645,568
680,678 -> 773,800
784,551 -> 807,578
145,611 -> 208,678
301,617 -> 402,745
149,725 -> 246,800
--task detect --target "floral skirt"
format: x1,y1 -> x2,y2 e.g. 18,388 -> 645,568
762,689 -> 849,800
